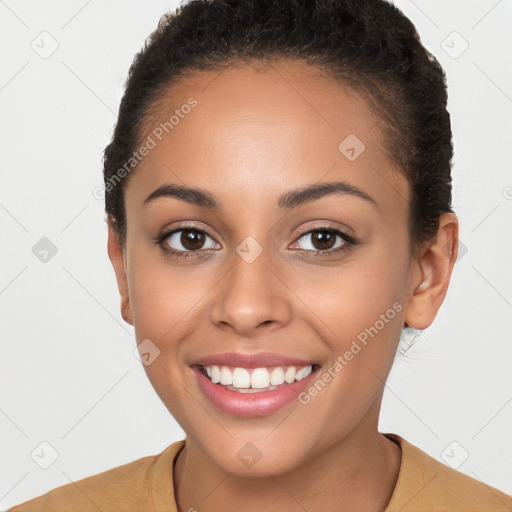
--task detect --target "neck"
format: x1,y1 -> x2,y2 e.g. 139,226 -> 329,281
173,422 -> 401,512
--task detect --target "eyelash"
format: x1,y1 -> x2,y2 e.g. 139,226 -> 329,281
154,224 -> 357,260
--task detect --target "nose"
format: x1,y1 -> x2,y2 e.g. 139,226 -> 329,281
209,243 -> 292,337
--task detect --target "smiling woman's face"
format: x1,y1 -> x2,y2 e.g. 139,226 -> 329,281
108,59 -> 444,476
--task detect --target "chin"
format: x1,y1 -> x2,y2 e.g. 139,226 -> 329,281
198,433 -> 314,478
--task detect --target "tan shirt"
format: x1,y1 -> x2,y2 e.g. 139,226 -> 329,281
8,433 -> 512,511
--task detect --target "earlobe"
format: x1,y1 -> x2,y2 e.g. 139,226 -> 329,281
107,221 -> 133,325
404,212 -> 459,330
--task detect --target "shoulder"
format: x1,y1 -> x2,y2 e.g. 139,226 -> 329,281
384,433 -> 512,512
7,440 -> 185,512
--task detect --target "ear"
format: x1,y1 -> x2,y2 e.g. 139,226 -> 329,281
404,212 -> 459,330
107,220 -> 133,326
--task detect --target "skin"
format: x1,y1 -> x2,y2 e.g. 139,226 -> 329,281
108,59 -> 459,511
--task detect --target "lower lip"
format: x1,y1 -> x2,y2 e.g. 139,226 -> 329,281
193,365 -> 319,418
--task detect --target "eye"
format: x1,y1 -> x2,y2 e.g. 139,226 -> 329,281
291,226 -> 356,256
154,224 -> 356,261
155,226 -> 219,259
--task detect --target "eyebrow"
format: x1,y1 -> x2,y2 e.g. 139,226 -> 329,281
143,181 -> 378,211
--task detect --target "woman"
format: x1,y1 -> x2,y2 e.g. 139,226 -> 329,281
9,0 -> 511,510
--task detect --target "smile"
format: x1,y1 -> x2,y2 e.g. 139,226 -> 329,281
202,364 -> 314,392
193,363 -> 321,417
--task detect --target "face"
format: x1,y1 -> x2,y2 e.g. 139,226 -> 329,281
109,60 -> 437,476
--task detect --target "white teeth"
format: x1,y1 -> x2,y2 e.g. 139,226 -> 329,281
285,367 -> 296,384
251,368 -> 270,389
232,367 -> 251,388
295,365 -> 312,381
220,366 -> 233,385
203,364 -> 314,390
211,365 -> 221,384
269,367 -> 285,386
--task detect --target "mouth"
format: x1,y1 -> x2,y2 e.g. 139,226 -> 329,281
192,363 -> 321,417
198,363 -> 320,392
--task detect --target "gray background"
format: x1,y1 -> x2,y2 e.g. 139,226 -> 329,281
1,0 -> 511,508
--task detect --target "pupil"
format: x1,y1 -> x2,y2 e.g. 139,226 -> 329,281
181,229 -> 204,250
313,231 -> 334,250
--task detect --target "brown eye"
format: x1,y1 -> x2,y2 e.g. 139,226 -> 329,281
180,229 -> 206,250
292,227 -> 355,256
158,227 -> 219,255
308,230 -> 337,251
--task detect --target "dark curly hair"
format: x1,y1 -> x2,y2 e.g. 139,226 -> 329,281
102,0 -> 454,256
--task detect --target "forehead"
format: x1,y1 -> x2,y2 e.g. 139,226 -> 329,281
126,60 -> 409,219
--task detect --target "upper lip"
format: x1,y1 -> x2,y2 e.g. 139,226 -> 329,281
192,352 -> 318,369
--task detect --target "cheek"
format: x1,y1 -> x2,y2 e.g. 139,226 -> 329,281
295,261 -> 404,444
302,243 -> 407,393
127,245 -> 205,330
302,245 -> 406,338
126,250 -> 208,422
